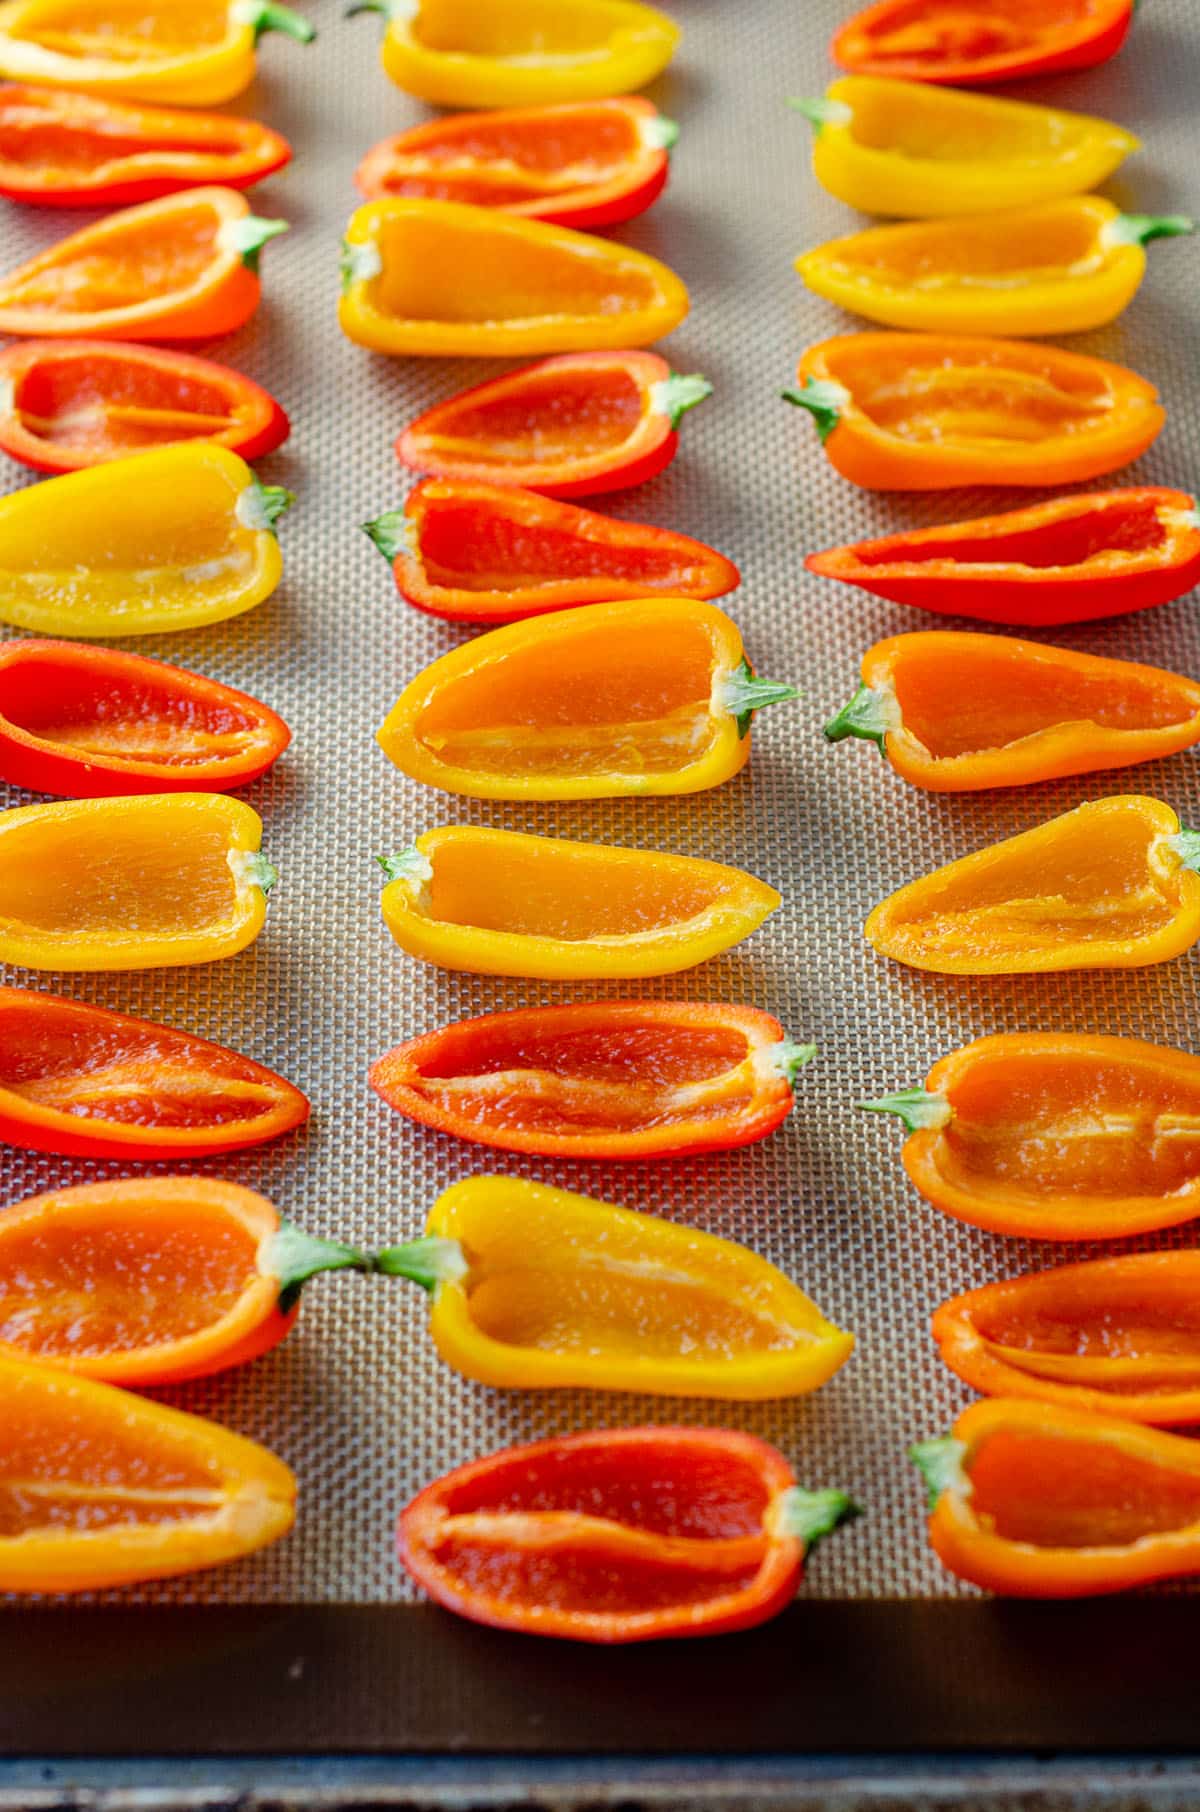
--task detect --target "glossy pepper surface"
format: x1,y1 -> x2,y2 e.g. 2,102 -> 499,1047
862,1032 -> 1200,1241
370,1001 -> 815,1160
366,482 -> 737,625
350,0 -> 679,109
376,599 -> 795,800
399,1425 -> 856,1642
912,1399 -> 1200,1600
932,1253 -> 1200,1426
0,0 -> 315,105
0,793 -> 275,972
825,633 -> 1200,793
396,352 -> 711,499
786,335 -> 1164,492
831,0 -> 1134,85
805,488 -> 1200,627
373,1175 -> 854,1400
0,444 -> 290,637
0,985 -> 306,1160
790,78 -> 1137,218
355,97 -> 675,229
378,825 -> 780,980
0,1355 -> 294,1593
339,199 -> 688,358
0,187 -> 286,342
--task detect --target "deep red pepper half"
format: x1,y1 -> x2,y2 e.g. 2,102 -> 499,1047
831,0 -> 1135,86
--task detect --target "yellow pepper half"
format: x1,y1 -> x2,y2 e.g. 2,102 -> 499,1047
0,443 -> 290,637
790,77 -> 1139,219
347,0 -> 679,108
797,198 -> 1194,338
375,1175 -> 855,1400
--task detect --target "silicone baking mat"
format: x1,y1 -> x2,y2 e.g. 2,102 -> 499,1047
1,0 -> 1197,1610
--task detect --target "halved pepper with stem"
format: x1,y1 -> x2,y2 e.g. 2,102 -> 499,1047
0,986 -> 307,1159
395,352 -> 712,499
399,1425 -> 857,1643
370,1001 -> 815,1160
0,793 -> 275,972
376,600 -> 796,801
825,633 -> 1200,793
861,1031 -> 1200,1240
785,335 -> 1164,491
378,825 -> 780,980
831,0 -> 1134,85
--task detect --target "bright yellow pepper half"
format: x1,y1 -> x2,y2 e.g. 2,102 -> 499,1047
790,77 -> 1139,219
375,1175 -> 855,1400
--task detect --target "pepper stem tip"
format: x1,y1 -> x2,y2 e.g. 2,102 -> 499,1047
377,847 -> 434,886
232,0 -> 316,40
649,371 -> 713,430
222,214 -> 289,272
1167,826 -> 1200,872
773,1485 -> 861,1549
785,95 -> 853,134
909,1436 -> 969,1513
858,1088 -> 950,1132
643,113 -> 680,151
362,508 -> 410,563
782,378 -> 847,444
716,657 -> 801,738
373,1235 -> 468,1293
237,476 -> 295,534
824,683 -> 899,754
267,1221 -> 374,1314
1110,212 -> 1195,246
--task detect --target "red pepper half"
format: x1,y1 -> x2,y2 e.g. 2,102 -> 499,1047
0,85 -> 291,207
364,479 -> 739,624
398,1426 -> 857,1644
831,0 -> 1135,85
806,488 -> 1200,629
0,640 -> 290,797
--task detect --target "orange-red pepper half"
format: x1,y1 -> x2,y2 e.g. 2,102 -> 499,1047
831,0 -> 1135,86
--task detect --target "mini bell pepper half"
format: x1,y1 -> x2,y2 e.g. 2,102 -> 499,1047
932,1252 -> 1200,1427
365,481 -> 737,625
831,0 -> 1134,85
0,85 -> 292,205
0,984 -> 306,1160
862,1031 -> 1200,1240
789,78 -> 1138,219
785,335 -> 1164,492
355,97 -> 676,230
0,187 -> 287,342
0,792 -> 276,972
396,352 -> 711,499
339,199 -> 688,358
912,1399 -> 1200,1600
399,1426 -> 857,1643
805,488 -> 1200,628
349,0 -> 679,109
372,1175 -> 854,1400
0,0 -> 315,106
377,825 -> 780,980
370,1000 -> 815,1160
0,443 -> 290,637
0,1356 -> 294,1594
825,633 -> 1200,794
376,599 -> 796,800
0,341 -> 290,473
864,795 -> 1200,977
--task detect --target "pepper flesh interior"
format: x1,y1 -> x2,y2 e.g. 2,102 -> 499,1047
424,841 -> 720,938
846,78 -> 1099,160
0,201 -> 225,318
828,207 -> 1104,286
11,352 -> 241,456
843,1 -> 1101,75
843,343 -> 1118,444
850,495 -> 1169,572
966,1427 -> 1200,1548
968,1276 -> 1200,1397
379,111 -> 647,204
14,1 -> 231,56
415,495 -> 709,592
418,366 -> 644,466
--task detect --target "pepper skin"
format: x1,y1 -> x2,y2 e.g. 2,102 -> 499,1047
912,1399 -> 1200,1600
370,1001 -> 815,1160
805,488 -> 1200,628
399,1426 -> 856,1643
396,352 -> 711,499
0,85 -> 291,205
932,1253 -> 1200,1426
339,199 -> 688,358
864,796 -> 1200,976
349,0 -> 679,109
0,793 -> 275,972
0,341 -> 289,473
376,599 -> 796,800
355,98 -> 676,230
831,0 -> 1134,85
0,443 -> 290,636
0,1355 -> 294,1593
0,1 -> 315,106
0,187 -> 287,342
861,1031 -> 1200,1240
785,335 -> 1164,492
790,78 -> 1138,218
0,985 -> 306,1160
378,825 -> 780,980
825,633 -> 1200,794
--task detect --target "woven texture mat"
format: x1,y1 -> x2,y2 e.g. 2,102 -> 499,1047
1,0 -> 1198,1605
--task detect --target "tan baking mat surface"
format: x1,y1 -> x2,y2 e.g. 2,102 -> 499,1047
1,0 -> 1198,1604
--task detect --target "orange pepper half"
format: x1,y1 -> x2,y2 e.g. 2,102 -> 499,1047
864,795 -> 1200,975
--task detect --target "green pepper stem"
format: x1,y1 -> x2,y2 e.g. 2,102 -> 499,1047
759,1039 -> 818,1085
373,1236 -> 469,1293
1167,827 -> 1200,872
267,1222 -> 374,1314
235,0 -> 316,41
649,372 -> 712,429
824,683 -> 900,754
642,114 -> 680,151
340,237 -> 383,292
786,96 -> 853,134
716,658 -> 801,738
1107,213 -> 1195,247
858,1088 -> 951,1132
345,0 -> 411,17
222,215 -> 289,273
772,1486 -> 861,1549
362,509 -> 411,563
782,379 -> 848,444
237,477 -> 295,534
377,848 -> 434,886
909,1436 -> 969,1513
